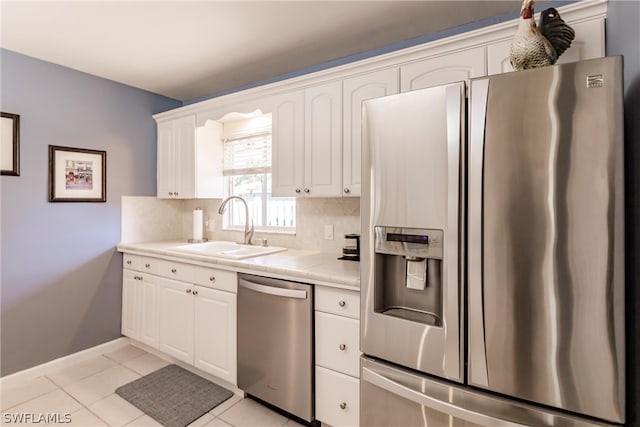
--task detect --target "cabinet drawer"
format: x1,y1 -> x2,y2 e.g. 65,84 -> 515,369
123,253 -> 140,270
193,266 -> 237,293
315,311 -> 360,377
315,366 -> 359,427
140,257 -> 195,282
315,286 -> 360,319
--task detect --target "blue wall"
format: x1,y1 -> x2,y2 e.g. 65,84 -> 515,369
0,49 -> 181,376
606,1 -> 640,425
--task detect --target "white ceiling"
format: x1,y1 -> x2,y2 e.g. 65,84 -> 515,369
1,1 -> 524,101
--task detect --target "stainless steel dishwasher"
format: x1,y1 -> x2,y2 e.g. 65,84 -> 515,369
237,273 -> 314,422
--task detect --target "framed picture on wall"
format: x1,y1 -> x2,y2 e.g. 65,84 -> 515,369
48,145 -> 106,202
1,112 -> 20,176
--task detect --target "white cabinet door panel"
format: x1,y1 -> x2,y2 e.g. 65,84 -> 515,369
158,278 -> 194,364
139,274 -> 159,349
315,366 -> 360,427
315,311 -> 360,377
343,68 -> 399,197
157,121 -> 174,199
121,270 -> 139,339
270,90 -> 304,197
401,47 -> 486,91
173,115 -> 196,199
194,287 -> 237,385
304,81 -> 342,197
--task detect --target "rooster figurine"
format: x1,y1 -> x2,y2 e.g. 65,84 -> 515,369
510,0 -> 575,71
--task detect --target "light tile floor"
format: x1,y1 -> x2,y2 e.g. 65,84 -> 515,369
1,345 -> 302,427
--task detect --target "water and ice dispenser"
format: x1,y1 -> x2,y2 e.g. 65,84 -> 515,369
373,226 -> 443,326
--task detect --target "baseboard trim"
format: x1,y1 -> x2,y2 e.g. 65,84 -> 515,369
0,337 -> 130,389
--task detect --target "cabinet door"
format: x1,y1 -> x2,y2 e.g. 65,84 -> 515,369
270,90 -> 305,197
315,311 -> 360,377
158,277 -> 194,364
157,121 -> 174,199
316,366 -> 360,427
194,287 -> 237,385
343,69 -> 399,197
173,115 -> 196,199
304,81 -> 342,197
487,20 -> 605,75
401,47 -> 486,91
121,270 -> 139,339
138,274 -> 159,349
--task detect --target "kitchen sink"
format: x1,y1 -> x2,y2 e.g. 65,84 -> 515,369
169,241 -> 287,260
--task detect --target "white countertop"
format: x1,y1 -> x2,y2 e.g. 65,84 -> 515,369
117,240 -> 360,290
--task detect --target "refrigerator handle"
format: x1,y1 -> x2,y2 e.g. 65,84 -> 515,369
468,78 -> 489,386
362,366 -> 527,427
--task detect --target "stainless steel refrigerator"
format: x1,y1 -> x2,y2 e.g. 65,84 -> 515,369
360,56 -> 625,426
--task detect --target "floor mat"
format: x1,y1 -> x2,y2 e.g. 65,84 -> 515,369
116,364 -> 233,427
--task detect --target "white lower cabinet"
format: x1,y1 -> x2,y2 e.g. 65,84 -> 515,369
121,254 -> 237,385
314,286 -> 360,426
158,277 -> 195,364
316,366 -> 360,427
194,286 -> 237,384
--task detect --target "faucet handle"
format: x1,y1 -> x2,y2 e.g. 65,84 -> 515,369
259,238 -> 268,247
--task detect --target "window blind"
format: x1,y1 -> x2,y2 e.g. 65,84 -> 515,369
222,132 -> 272,176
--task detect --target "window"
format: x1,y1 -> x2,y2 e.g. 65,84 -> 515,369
222,120 -> 295,232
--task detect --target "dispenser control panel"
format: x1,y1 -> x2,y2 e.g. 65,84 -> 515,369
374,226 -> 443,259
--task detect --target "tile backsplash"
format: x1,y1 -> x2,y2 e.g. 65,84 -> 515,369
121,196 -> 360,255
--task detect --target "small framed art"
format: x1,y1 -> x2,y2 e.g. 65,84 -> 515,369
1,112 -> 20,176
48,145 -> 106,202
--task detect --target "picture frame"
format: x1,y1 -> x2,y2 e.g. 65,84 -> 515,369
1,112 -> 20,176
48,145 -> 106,202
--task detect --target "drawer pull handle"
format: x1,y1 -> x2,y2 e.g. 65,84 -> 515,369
209,276 -> 216,282
339,344 -> 346,351
126,260 -> 132,265
338,300 -> 346,307
340,402 -> 347,410
186,289 -> 192,294
171,268 -> 177,273
193,290 -> 198,296
145,263 -> 150,268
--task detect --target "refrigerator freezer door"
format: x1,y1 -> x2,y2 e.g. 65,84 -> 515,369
468,57 -> 625,423
361,83 -> 464,381
360,357 -> 619,427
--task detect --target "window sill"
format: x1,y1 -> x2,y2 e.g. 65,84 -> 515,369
222,227 -> 296,236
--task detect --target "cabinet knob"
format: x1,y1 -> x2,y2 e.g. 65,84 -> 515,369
171,268 -> 177,273
169,192 -> 173,196
304,188 -> 310,193
339,344 -> 346,351
145,263 -> 151,268
193,290 -> 198,296
295,188 -> 301,194
338,300 -> 346,307
174,192 -> 179,196
343,188 -> 350,194
339,402 -> 347,410
209,276 -> 216,282
126,260 -> 132,265
186,289 -> 192,294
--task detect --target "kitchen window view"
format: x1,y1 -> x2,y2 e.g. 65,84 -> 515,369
222,118 -> 296,232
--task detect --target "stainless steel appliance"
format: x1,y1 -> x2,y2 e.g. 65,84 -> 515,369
361,57 -> 625,426
237,273 -> 314,422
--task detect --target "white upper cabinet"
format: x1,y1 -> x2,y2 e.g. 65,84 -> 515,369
270,90 -> 305,197
156,115 -> 223,199
342,69 -> 399,197
304,81 -> 343,198
401,47 -> 487,91
487,19 -> 605,75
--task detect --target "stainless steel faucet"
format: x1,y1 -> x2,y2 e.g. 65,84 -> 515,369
217,196 -> 254,245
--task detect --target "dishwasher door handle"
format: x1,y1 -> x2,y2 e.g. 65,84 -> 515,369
239,278 -> 307,299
